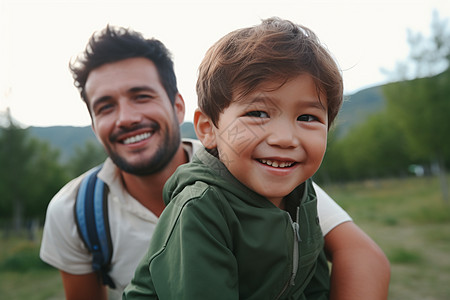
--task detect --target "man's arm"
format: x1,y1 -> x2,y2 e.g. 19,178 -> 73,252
324,221 -> 391,300
60,271 -> 107,300
313,183 -> 390,299
40,177 -> 109,300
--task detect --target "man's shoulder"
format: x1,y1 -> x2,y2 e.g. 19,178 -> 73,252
181,138 -> 202,162
46,176 -> 82,213
40,168 -> 102,278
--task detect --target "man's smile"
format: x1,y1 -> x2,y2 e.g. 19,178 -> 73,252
122,132 -> 152,145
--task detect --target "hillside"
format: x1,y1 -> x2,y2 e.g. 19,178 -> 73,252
29,122 -> 197,163
335,85 -> 385,136
21,84 -> 384,162
29,126 -> 97,162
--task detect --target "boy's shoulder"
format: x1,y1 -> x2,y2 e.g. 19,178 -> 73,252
166,180 -> 232,216
163,148 -> 225,206
169,180 -> 212,206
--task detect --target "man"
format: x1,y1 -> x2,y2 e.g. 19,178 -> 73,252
40,25 -> 390,300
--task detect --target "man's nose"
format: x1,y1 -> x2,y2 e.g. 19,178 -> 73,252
115,102 -> 142,128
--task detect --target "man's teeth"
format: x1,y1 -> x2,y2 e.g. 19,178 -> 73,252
123,132 -> 151,145
260,159 -> 294,168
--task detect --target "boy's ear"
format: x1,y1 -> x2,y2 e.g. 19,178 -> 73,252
194,109 -> 217,149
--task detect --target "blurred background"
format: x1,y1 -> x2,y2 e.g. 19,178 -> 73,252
1,1 -> 449,299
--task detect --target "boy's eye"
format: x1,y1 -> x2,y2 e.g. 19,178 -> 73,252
245,111 -> 269,118
297,114 -> 318,122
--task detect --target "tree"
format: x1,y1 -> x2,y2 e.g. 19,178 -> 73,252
316,111 -> 412,183
25,139 -> 70,221
0,113 -> 31,231
67,140 -> 107,178
0,110 -> 69,235
382,11 -> 450,202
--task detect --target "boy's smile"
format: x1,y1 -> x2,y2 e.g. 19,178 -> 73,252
211,73 -> 328,207
258,158 -> 295,168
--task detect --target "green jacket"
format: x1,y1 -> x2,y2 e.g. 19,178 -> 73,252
123,147 -> 329,300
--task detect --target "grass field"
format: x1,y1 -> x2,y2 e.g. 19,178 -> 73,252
1,175 -> 449,299
326,176 -> 450,300
0,235 -> 64,299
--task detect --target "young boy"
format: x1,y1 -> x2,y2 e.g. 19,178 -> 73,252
124,17 -> 343,299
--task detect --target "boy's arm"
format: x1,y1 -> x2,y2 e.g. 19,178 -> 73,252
60,271 -> 107,300
324,221 -> 391,300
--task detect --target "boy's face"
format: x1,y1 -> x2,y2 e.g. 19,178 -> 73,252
212,73 -> 328,207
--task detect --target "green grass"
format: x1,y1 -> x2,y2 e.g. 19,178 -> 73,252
0,240 -> 50,272
0,270 -> 64,300
1,175 -> 449,299
0,233 -> 64,299
388,247 -> 424,264
325,176 -> 450,300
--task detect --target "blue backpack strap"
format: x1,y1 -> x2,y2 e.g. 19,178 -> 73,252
74,165 -> 115,289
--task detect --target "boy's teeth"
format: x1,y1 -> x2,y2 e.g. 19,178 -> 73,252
260,159 -> 293,168
123,132 -> 151,145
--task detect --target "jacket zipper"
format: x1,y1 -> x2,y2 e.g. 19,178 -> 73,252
275,208 -> 301,299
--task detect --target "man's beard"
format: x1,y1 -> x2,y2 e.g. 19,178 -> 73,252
106,120 -> 181,176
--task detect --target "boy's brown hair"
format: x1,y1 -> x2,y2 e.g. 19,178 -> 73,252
196,17 -> 343,128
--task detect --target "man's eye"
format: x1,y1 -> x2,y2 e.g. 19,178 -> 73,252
96,103 -> 113,114
297,114 -> 318,122
246,111 -> 269,118
136,94 -> 153,100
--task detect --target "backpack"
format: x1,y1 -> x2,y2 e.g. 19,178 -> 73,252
74,165 -> 116,289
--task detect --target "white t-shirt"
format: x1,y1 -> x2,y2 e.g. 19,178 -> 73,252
40,139 -> 351,298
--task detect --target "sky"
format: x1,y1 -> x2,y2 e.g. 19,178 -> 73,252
1,0 -> 449,127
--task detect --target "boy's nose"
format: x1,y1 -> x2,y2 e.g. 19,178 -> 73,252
266,120 -> 300,148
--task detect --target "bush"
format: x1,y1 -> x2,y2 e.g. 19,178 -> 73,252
0,243 -> 50,272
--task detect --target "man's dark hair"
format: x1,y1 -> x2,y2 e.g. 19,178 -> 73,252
70,25 -> 178,108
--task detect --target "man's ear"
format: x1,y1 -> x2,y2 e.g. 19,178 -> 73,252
91,121 -> 104,147
194,109 -> 217,149
87,100 -> 102,144
173,93 -> 186,124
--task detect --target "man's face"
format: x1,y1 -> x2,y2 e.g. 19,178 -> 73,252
85,57 -> 185,175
